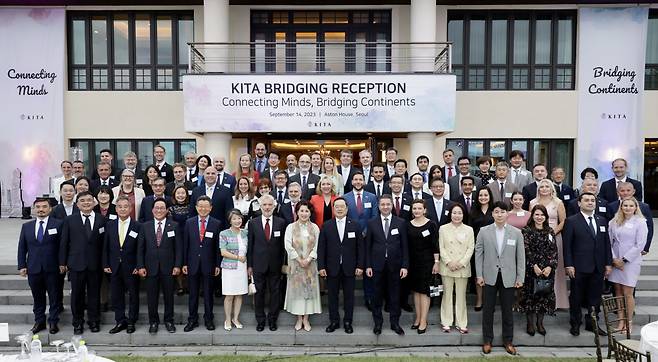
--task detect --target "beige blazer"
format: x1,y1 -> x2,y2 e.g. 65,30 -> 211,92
475,223 -> 525,288
111,185 -> 146,220
438,223 -> 475,278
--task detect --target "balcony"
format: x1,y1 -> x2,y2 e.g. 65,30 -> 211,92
187,42 -> 452,75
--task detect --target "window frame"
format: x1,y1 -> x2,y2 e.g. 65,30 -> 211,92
646,10 -> 658,90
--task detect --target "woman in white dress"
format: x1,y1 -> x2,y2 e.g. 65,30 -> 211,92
232,176 -> 256,227
284,200 -> 322,331
219,209 -> 249,331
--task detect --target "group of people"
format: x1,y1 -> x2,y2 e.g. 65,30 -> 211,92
17,143 -> 652,355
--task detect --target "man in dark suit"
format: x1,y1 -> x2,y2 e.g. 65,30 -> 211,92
551,167 -> 577,208
189,167 -> 234,230
91,149 -> 121,180
521,163 -> 552,209
448,157 -> 483,201
137,198 -> 182,334
359,149 -> 374,184
260,151 -> 281,181
365,194 -> 409,336
343,172 -> 379,233
600,158 -> 644,203
364,163 -> 388,198
567,178 -> 610,220
91,161 -> 119,195
165,163 -> 196,197
563,192 -> 612,337
426,178 -> 454,227
184,151 -> 199,183
102,196 -> 141,334
384,147 -> 398,181
389,175 -> 413,221
18,198 -> 63,334
606,182 -> 654,253
139,178 -> 171,223
247,194 -> 286,332
153,144 -> 174,183
59,191 -> 107,334
318,198 -> 364,334
213,156 -> 237,192
253,142 -> 268,174
337,150 -> 361,194
277,182 -> 303,225
455,176 -> 476,224
442,148 -> 457,181
407,172 -> 432,201
52,182 -> 77,218
289,154 -> 321,201
183,196 -> 221,332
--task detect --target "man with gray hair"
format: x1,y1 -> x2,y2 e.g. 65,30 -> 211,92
121,151 -> 144,187
183,151 -> 198,182
488,161 -> 519,208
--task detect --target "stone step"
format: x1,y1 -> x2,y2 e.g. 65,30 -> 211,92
642,260 -> 658,275
637,275 -> 658,291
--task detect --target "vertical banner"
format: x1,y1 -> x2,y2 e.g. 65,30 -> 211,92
576,7 -> 648,183
0,8 -> 65,217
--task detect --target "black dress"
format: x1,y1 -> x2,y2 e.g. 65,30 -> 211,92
519,226 -> 558,315
407,220 -> 439,296
469,208 -> 494,292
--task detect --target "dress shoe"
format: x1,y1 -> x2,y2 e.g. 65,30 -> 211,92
411,324 -> 419,330
526,313 -> 536,336
344,323 -> 353,334
474,305 -> 483,312
391,324 -> 405,335
482,343 -> 492,354
417,327 -> 426,334
569,325 -> 580,336
49,324 -> 59,334
90,323 -> 100,333
126,324 -> 135,334
504,343 -> 517,355
205,321 -> 215,331
585,324 -> 607,336
109,322 -> 127,334
326,322 -> 339,333
401,304 -> 413,313
184,321 -> 198,332
365,300 -> 373,312
256,322 -> 265,332
74,325 -> 84,335
165,322 -> 176,333
373,324 -> 382,335
269,322 -> 278,331
149,323 -> 158,334
176,288 -> 185,296
30,322 -> 46,334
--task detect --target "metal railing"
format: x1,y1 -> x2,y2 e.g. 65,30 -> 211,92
188,42 -> 452,75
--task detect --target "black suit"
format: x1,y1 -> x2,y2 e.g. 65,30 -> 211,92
18,217 -> 63,325
522,181 -> 559,210
599,177 -> 643,203
92,166 -> 121,181
337,165 -> 362,194
364,182 -> 390,199
137,218 -> 182,324
563,213 -> 613,328
425,197 -> 454,227
260,167 -> 280,182
555,183 -> 577,208
91,178 -> 119,196
139,195 -> 171,223
247,216 -> 286,325
454,194 -> 474,225
183,216 -> 220,324
189,185 -> 234,231
102,218 -> 141,324
165,181 -> 195,197
59,212 -> 106,327
289,173 -> 321,201
51,203 -> 78,220
567,197 -> 610,220
391,193 -> 413,220
155,162 -> 175,183
366,216 -> 409,326
318,218 -> 364,324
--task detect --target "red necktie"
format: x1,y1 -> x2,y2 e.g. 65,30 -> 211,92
264,218 -> 271,241
395,196 -> 401,215
199,218 -> 206,243
448,167 -> 454,179
356,193 -> 363,214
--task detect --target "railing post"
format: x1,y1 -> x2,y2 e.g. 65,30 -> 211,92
188,43 -> 193,73
448,43 -> 452,73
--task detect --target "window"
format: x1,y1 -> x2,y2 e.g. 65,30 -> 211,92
68,11 -> 193,91
448,10 -> 576,90
646,11 -> 658,89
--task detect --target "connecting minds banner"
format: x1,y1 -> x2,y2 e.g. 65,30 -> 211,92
576,7 -> 648,183
0,8 -> 65,217
184,74 -> 456,133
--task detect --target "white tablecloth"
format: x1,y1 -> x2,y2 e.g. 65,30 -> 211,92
640,320 -> 658,358
0,352 -> 114,361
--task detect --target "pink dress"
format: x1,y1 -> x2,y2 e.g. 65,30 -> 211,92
507,210 -> 531,229
531,198 -> 569,309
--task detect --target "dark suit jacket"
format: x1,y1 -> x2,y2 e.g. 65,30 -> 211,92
102,218 -> 141,273
189,185 -> 234,230
318,218 -> 365,277
139,195 -> 171,223
289,173 -> 321,201
51,203 -> 78,220
391,193 -> 413,220
59,212 -> 107,272
217,172 -> 237,192
337,165 -> 362,194
555,183 -> 577,206
91,178 -> 119,196
246,216 -> 286,274
600,177 -> 644,203
18,218 -> 63,274
405,190 -> 432,201
454,194 -> 473,225
607,200 -> 654,252
365,215 -> 409,272
567,197 -> 610,220
448,174 -> 483,201
364,181 -> 391,199
260,167 -> 280,182
425,198 -> 455,227
183,216 -> 220,275
165,181 -> 195,197
92,166 -> 121,181
155,162 -> 175,183
137,218 -> 183,276
562,213 -> 612,274
522,181 -> 560,210
93,204 -> 117,221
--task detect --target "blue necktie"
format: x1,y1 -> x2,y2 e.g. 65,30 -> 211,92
37,221 -> 44,242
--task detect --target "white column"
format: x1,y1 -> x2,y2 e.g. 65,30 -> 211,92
203,0 -> 232,166
408,133 -> 436,174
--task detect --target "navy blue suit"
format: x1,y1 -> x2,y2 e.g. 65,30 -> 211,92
17,217 -> 63,325
425,197 -> 454,227
344,190 -> 379,234
102,218 -> 141,324
189,185 -> 234,231
318,217 -> 364,324
607,200 -> 654,252
567,197 -> 610,220
563,213 -> 613,327
217,172 -> 237,193
364,182 -> 391,199
600,177 -> 643,203
139,195 -> 171,223
555,183 -> 577,208
183,216 -> 220,323
391,193 -> 413,221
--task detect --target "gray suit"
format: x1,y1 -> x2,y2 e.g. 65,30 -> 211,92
510,168 -> 532,189
487,179 -> 520,208
448,174 -> 483,201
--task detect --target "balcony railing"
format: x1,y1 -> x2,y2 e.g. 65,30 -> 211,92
188,42 -> 452,75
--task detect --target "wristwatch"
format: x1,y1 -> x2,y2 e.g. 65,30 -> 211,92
622,257 -> 629,263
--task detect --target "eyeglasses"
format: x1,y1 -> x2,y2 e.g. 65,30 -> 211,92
458,163 -> 470,166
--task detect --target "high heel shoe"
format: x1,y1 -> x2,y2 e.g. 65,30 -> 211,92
224,321 -> 232,331
417,327 -> 426,334
411,324 -> 419,330
303,320 -> 312,332
474,305 -> 483,312
232,319 -> 243,329
295,320 -> 302,331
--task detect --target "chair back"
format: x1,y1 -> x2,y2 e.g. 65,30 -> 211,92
601,295 -> 632,358
613,337 -> 651,362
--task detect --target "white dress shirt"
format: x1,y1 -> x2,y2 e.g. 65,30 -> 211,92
62,201 -> 74,216
261,215 -> 273,238
336,216 -> 346,241
34,216 -> 49,238
372,181 -> 385,196
154,218 -> 166,235
80,212 -> 96,229
495,224 -> 505,256
205,183 -> 217,198
341,165 -> 351,186
581,211 -> 597,236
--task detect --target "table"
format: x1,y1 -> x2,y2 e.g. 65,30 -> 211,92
640,320 -> 658,358
0,352 -> 114,361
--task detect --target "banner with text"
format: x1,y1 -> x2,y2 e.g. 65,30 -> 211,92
576,7 -> 648,183
184,74 -> 456,133
0,8 -> 65,217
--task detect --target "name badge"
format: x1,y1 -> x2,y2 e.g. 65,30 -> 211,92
347,232 -> 356,238
188,190 -> 193,195
191,177 -> 198,182
364,202 -> 372,209
516,211 -> 525,217
167,230 -> 175,237
488,179 -> 495,184
253,203 -> 260,211
421,229 -> 430,237
506,239 -> 516,246
98,227 -> 105,234
549,234 -> 553,242
109,214 -> 117,220
47,228 -> 57,235
160,172 -> 167,177
505,192 -> 512,198
110,175 -> 115,179
273,231 -> 281,237
284,199 -> 290,204
402,204 -> 410,211
136,179 -> 143,185
473,186 -> 477,191
599,226 -> 606,233
598,206 -> 607,213
205,231 -> 214,238
444,210 -> 450,216
370,177 -> 375,182
307,183 -> 315,189
129,230 -> 138,238
223,183 -> 231,189
391,228 -> 399,235
624,223 -> 634,229
564,195 -> 571,200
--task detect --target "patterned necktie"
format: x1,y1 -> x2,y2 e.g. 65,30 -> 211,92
264,218 -> 271,241
302,175 -> 307,190
356,193 -> 363,214
156,221 -> 163,247
200,218 -> 206,243
37,221 -> 44,242
466,196 -> 471,211
257,160 -> 263,173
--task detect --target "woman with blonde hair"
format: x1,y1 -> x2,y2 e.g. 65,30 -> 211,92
233,153 -> 260,188
308,175 -> 337,229
320,157 -> 344,196
529,178 -> 568,309
608,197 -> 648,333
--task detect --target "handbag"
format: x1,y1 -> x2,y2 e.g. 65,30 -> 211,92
429,275 -> 443,298
248,275 -> 257,295
533,277 -> 554,296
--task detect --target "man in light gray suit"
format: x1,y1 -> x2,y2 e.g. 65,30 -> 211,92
509,150 -> 531,189
448,156 -> 482,201
475,201 -> 525,356
487,161 -> 519,208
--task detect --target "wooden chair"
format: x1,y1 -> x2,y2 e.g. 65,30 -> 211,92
591,307 -> 615,362
612,336 -> 651,362
601,295 -> 641,359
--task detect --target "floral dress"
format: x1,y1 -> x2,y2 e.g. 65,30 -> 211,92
519,226 -> 558,315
